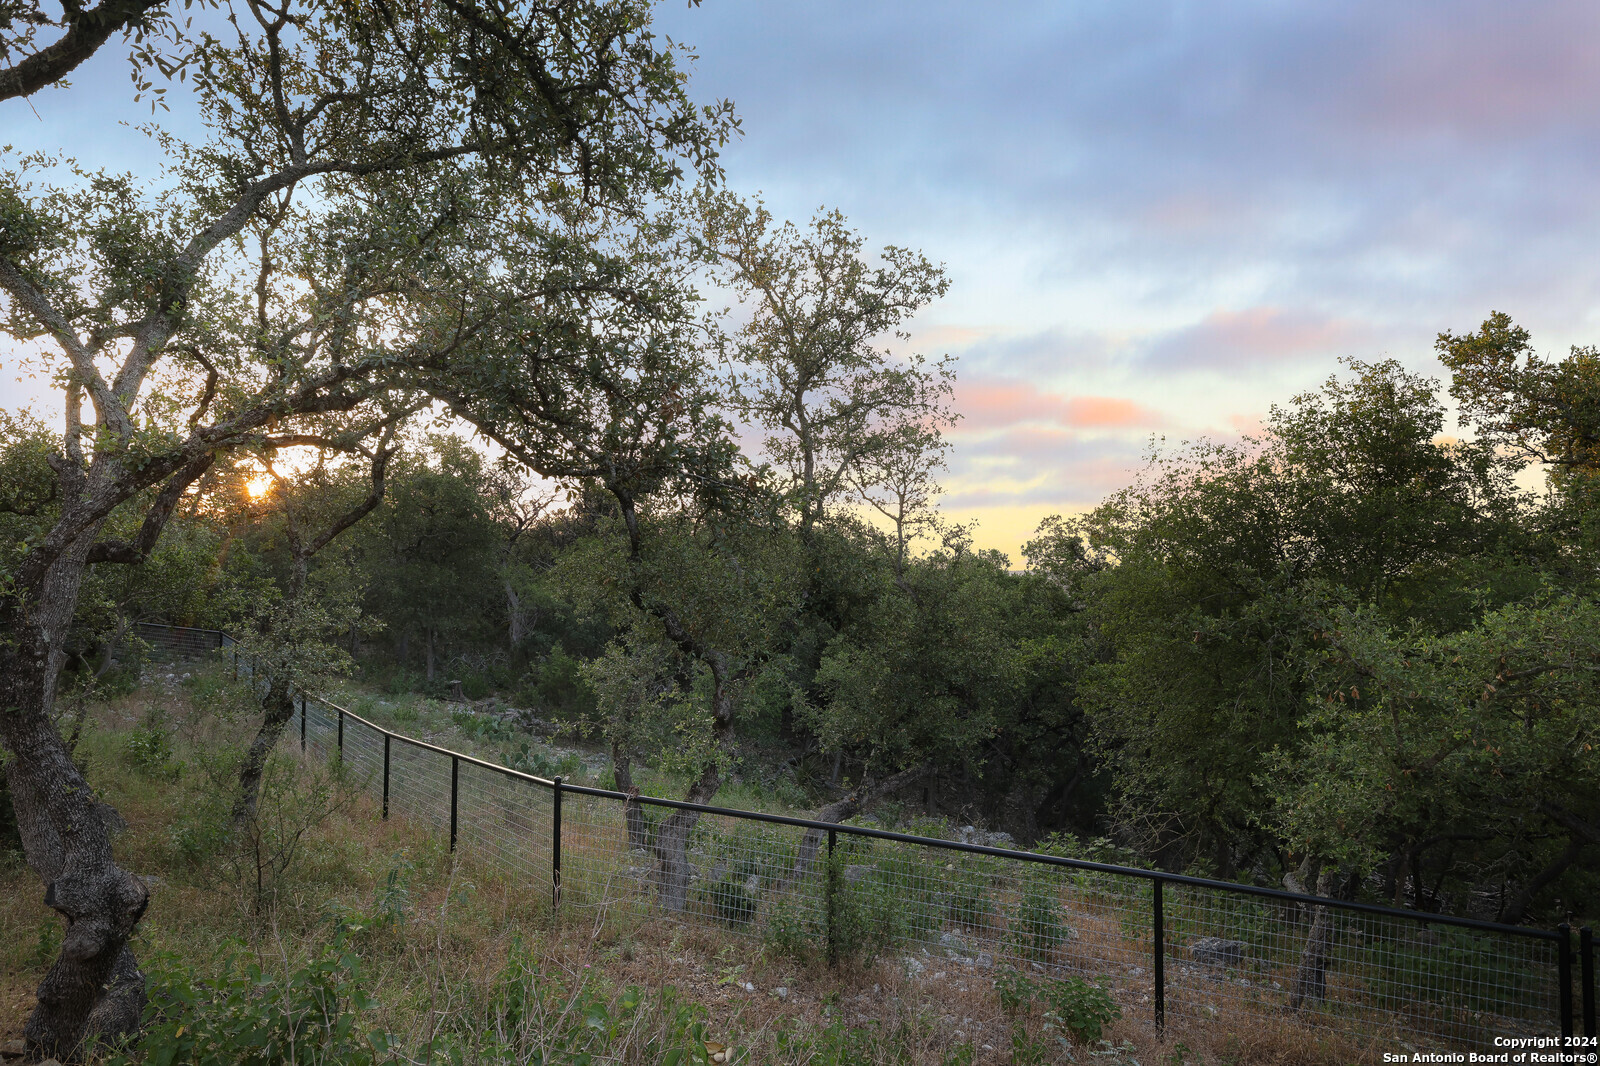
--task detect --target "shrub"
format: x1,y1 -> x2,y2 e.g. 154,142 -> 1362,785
1007,876 -> 1071,964
124,709 -> 180,780
107,926 -> 387,1066
995,969 -> 1123,1062
942,859 -> 997,929
761,892 -> 821,963
1042,975 -> 1122,1045
113,930 -> 729,1065
701,874 -> 758,927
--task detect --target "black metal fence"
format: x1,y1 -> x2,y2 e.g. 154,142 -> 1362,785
134,621 -> 235,660
168,625 -> 1597,1052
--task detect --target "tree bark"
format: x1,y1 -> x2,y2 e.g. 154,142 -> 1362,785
1,527 -> 149,1060
1289,866 -> 1341,1011
505,578 -> 526,649
1499,838 -> 1586,925
93,613 -> 130,679
0,0 -> 167,101
232,675 -> 297,826
610,743 -> 649,851
650,760 -> 720,913
784,761 -> 931,887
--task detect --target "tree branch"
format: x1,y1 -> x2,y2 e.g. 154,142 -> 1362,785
85,452 -> 215,565
0,0 -> 165,101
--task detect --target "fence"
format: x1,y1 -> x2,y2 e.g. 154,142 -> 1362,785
134,621 -> 235,660
170,625 -> 1597,1053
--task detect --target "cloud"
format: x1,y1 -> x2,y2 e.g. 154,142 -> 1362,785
954,377 -> 1161,433
1140,308 -> 1375,371
941,426 -> 1148,509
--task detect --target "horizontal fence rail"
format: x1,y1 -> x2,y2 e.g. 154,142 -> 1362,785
161,625 -> 1595,1052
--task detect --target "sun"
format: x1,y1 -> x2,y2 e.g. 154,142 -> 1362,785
245,475 -> 274,500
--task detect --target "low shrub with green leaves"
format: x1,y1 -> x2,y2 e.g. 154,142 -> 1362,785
107,927 -> 731,1065
107,927 -> 389,1066
700,873 -> 758,927
1007,876 -> 1072,964
125,710 -> 181,781
995,969 -> 1124,1064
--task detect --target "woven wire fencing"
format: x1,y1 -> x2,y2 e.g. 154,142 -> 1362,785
172,628 -> 1595,1053
286,694 -> 1594,1054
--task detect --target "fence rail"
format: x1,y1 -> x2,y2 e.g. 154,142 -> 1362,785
161,624 -> 1596,1052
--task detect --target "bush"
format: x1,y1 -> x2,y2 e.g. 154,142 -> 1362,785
1042,975 -> 1122,1045
1007,876 -> 1071,964
995,969 -> 1123,1063
107,926 -> 388,1066
942,858 -> 997,929
124,709 -> 180,780
700,873 -> 758,927
112,930 -> 729,1065
761,892 -> 821,963
530,648 -> 596,721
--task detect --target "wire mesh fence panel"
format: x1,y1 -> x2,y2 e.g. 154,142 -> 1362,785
335,711 -> 385,795
1162,881 -> 1564,1048
455,761 -> 553,892
303,698 -> 338,762
134,622 -> 227,659
386,739 -> 453,836
670,805 -> 816,948
556,791 -> 648,922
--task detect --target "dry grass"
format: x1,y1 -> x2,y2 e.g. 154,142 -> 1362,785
0,673 -> 1438,1063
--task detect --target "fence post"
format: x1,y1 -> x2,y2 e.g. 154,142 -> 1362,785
1560,923 -> 1574,1038
551,777 -> 562,916
336,706 -> 344,756
382,734 -> 391,821
1581,925 -> 1595,1039
449,755 -> 459,853
299,696 -> 306,753
826,828 -> 839,967
1153,878 -> 1166,1034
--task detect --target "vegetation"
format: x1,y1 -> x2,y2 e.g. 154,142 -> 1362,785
0,0 -> 1597,1055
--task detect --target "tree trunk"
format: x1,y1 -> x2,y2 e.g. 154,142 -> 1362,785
650,761 -> 719,913
1,530 -> 149,1060
425,627 -> 436,683
1499,838 -> 1586,925
232,674 -> 298,825
648,665 -> 738,913
505,578 -> 525,650
785,761 -> 931,887
1289,866 -> 1341,1010
610,742 -> 649,851
93,613 -> 130,679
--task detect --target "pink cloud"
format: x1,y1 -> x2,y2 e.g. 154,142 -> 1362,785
955,377 -> 1161,433
1344,4 -> 1600,138
1143,307 -> 1372,369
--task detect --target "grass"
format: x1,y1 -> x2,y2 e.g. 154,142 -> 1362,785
0,668 -> 1453,1064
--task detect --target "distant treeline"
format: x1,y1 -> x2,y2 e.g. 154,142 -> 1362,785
5,313 -> 1597,927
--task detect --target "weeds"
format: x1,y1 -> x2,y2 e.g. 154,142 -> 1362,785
124,708 -> 180,780
1007,873 -> 1071,964
996,968 -> 1123,1064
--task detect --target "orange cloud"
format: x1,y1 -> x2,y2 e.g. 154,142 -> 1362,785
956,377 -> 1160,433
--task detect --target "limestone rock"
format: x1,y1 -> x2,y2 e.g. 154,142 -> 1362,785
1189,937 -> 1247,968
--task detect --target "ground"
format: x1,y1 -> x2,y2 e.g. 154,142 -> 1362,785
0,669 -> 1381,1064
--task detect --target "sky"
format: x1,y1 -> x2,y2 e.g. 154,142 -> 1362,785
6,1 -> 1600,561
